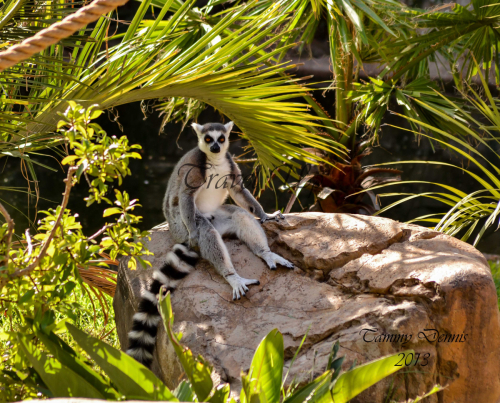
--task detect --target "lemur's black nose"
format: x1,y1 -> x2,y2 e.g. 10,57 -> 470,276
210,144 -> 220,153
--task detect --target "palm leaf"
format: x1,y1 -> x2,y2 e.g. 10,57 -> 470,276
366,71 -> 500,245
1,0 -> 342,184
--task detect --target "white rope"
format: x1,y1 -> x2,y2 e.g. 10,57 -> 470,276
0,0 -> 128,71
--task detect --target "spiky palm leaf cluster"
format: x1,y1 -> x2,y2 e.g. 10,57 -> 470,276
371,69 -> 500,245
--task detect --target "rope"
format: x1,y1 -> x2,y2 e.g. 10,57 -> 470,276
0,0 -> 128,72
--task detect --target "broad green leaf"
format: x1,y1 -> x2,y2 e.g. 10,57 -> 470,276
408,385 -> 443,402
18,289 -> 35,304
331,350 -> 414,403
174,380 -> 196,402
65,323 -> 177,401
283,370 -> 331,403
61,155 -> 80,165
209,383 -> 231,403
248,329 -> 284,403
103,207 -> 122,217
35,330 -> 119,399
158,292 -> 214,401
18,335 -> 104,398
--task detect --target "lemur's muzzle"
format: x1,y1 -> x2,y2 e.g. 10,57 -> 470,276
210,144 -> 221,153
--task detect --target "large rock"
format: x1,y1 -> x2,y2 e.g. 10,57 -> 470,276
114,213 -> 500,403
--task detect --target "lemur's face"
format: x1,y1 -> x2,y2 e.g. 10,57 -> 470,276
192,122 -> 233,156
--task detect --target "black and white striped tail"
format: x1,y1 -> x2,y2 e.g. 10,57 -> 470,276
126,243 -> 198,368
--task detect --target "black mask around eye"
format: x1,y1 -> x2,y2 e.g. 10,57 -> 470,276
210,143 -> 221,153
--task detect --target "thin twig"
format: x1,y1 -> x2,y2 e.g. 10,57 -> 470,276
81,283 -> 97,325
83,172 -> 92,187
9,167 -> 76,279
233,158 -> 258,163
88,224 -> 113,241
99,326 -> 116,341
0,201 -> 15,260
24,228 -> 33,262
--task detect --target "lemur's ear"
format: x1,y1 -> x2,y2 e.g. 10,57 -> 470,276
192,123 -> 204,136
224,121 -> 234,134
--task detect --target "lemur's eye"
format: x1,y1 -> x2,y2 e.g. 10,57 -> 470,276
218,136 -> 225,143
205,136 -> 212,143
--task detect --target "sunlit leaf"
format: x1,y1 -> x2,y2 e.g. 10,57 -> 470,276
331,350 -> 415,403
158,292 -> 214,401
65,323 -> 177,401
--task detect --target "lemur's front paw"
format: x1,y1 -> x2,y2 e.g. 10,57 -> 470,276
225,273 -> 260,300
260,211 -> 285,224
262,251 -> 294,270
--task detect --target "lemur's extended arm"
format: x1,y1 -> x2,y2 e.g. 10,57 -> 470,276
227,155 -> 284,223
178,162 -> 205,246
179,191 -> 198,235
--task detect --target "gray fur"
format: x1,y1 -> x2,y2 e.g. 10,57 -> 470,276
163,121 -> 294,300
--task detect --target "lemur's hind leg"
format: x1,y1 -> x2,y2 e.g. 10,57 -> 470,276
195,214 -> 259,300
212,205 -> 294,270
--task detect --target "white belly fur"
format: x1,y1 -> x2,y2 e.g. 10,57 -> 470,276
195,157 -> 231,214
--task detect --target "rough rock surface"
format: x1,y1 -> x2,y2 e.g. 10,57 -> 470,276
114,213 -> 500,403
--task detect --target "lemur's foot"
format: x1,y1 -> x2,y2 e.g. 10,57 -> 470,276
225,273 -> 260,300
260,211 -> 285,224
262,251 -> 294,270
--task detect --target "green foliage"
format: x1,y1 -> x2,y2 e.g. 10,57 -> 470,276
65,323 -> 176,400
332,353 -> 408,402
2,0 -> 496,191
242,329 -> 283,403
58,102 -> 141,206
1,281 -> 439,402
369,69 -> 500,245
349,76 -> 464,141
1,316 -> 176,400
489,260 -> 500,308
67,286 -> 119,348
0,103 -> 150,400
58,102 -> 152,266
0,285 -> 117,400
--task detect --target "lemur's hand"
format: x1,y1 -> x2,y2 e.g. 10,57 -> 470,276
225,273 -> 260,300
261,251 -> 294,270
260,210 -> 285,224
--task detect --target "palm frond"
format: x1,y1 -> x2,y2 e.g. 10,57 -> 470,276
367,67 -> 500,246
1,0 -> 344,184
78,265 -> 117,297
382,1 -> 500,84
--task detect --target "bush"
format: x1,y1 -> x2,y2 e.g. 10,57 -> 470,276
0,103 -> 150,400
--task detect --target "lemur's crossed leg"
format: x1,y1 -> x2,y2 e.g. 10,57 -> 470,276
211,205 -> 294,270
194,214 -> 259,300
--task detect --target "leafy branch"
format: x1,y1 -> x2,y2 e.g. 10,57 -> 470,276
6,166 -> 76,282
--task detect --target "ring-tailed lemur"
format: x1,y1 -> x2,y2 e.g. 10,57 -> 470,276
127,121 -> 293,367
